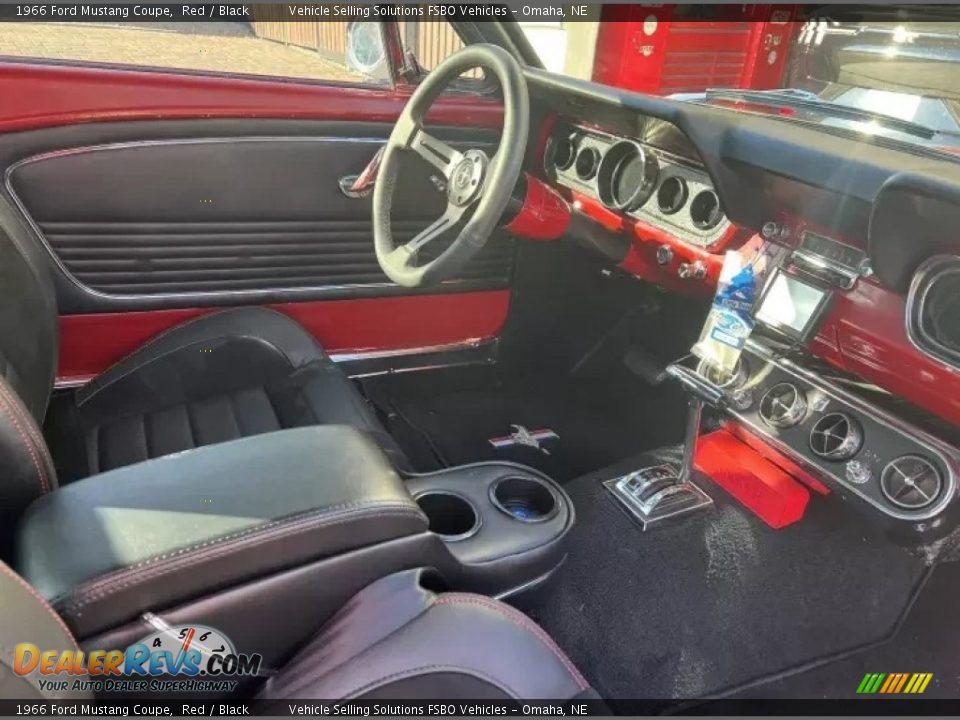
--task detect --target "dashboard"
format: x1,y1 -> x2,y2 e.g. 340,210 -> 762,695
538,119 -> 741,295
520,67 -> 960,534
545,126 -> 731,249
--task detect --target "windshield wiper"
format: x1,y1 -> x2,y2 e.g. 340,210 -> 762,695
704,87 -> 942,140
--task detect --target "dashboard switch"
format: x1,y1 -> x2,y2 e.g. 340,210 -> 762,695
679,261 -> 707,280
656,245 -> 674,265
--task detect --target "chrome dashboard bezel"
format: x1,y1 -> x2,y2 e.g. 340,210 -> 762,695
727,339 -> 958,524
543,125 -> 730,249
906,254 -> 960,372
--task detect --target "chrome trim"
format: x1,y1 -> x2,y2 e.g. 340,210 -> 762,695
906,254 -> 960,372
790,248 -> 860,290
3,135 -> 491,303
53,377 -> 89,390
808,412 -> 863,460
329,338 -> 488,364
880,454 -> 944,511
758,382 -> 807,428
734,339 -> 958,522
550,125 -> 729,249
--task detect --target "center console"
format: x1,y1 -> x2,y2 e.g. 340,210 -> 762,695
406,463 -> 573,597
15,426 -> 574,668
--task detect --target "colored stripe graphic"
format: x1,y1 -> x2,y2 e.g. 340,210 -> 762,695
857,672 -> 932,694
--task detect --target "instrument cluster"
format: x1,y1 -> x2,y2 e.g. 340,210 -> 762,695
545,126 -> 730,249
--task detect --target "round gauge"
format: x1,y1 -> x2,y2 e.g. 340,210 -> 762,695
656,176 -> 688,215
575,146 -> 601,181
549,133 -> 576,173
690,190 -> 724,230
596,141 -> 659,211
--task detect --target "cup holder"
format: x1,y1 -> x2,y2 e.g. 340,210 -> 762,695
490,476 -> 558,523
415,491 -> 480,541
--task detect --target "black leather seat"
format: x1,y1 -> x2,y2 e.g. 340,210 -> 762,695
1,564 -> 593,701
44,307 -> 407,483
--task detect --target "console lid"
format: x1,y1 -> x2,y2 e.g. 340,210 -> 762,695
16,426 -> 426,638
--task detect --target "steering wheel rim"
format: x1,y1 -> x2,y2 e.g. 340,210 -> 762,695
373,44 -> 529,287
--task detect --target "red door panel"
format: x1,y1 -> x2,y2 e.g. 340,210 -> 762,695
0,62 -> 512,385
0,61 -> 503,132
57,291 -> 511,385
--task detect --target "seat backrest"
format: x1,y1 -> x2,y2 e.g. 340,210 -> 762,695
0,200 -> 58,423
0,203 -> 60,551
0,560 -> 91,699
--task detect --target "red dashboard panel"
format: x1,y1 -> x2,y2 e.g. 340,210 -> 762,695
57,291 -> 511,385
776,217 -> 960,428
568,191 -> 741,296
815,280 -> 960,428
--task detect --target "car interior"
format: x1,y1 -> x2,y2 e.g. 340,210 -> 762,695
2,14 -> 960,704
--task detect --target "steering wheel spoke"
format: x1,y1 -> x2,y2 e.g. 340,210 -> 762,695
409,128 -> 464,179
373,44 -> 528,288
402,203 -> 465,259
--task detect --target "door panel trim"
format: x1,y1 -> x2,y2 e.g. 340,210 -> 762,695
7,136 -> 383,302
56,290 -> 511,385
0,61 -> 503,133
7,134 -> 505,304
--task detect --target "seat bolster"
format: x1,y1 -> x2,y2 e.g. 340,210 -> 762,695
0,561 -> 90,699
75,307 -> 325,409
0,375 -> 57,552
261,570 -> 590,700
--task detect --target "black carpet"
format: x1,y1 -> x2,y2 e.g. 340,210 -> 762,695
514,448 -> 930,699
362,366 -> 686,482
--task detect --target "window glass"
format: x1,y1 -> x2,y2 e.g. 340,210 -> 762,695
0,17 -> 386,85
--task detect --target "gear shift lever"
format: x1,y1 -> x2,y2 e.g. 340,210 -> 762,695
665,363 -> 726,486
603,362 -> 720,529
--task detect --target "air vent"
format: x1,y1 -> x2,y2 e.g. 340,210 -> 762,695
809,412 -> 863,461
759,383 -> 807,428
880,455 -> 943,510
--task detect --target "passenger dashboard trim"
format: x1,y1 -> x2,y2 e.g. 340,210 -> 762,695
731,339 -> 958,524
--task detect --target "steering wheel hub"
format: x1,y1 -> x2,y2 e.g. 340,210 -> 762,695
450,150 -> 488,207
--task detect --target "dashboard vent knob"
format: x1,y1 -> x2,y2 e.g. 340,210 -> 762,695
758,382 -> 807,428
880,455 -> 943,510
809,412 -> 863,461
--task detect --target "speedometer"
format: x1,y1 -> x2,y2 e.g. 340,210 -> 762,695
597,141 -> 659,212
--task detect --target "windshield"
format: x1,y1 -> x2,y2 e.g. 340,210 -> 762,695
516,9 -> 960,152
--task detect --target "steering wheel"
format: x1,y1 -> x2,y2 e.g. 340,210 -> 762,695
373,44 -> 529,287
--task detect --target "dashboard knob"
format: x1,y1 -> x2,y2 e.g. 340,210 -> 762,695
678,261 -> 707,280
656,245 -> 674,265
845,460 -> 873,486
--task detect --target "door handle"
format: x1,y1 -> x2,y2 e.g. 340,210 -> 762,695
339,146 -> 385,199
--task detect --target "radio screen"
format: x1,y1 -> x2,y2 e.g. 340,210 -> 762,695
755,270 -> 831,341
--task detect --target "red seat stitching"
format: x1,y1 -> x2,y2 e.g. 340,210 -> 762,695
0,381 -> 52,484
434,595 -> 588,691
0,389 -> 47,494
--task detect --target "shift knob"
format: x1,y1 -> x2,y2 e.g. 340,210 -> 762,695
665,363 -> 726,408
